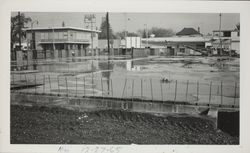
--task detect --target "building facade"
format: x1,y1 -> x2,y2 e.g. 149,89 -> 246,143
25,27 -> 100,59
211,30 -> 240,55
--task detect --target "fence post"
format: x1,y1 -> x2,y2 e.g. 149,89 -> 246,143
160,80 -> 163,102
209,81 -> 212,105
132,79 -> 134,102
48,75 -> 51,95
43,75 -> 45,94
174,80 -> 177,102
65,77 -> 68,97
220,81 -> 223,106
150,78 -> 153,101
122,78 -> 127,99
234,82 -> 237,107
57,76 -> 60,96
75,77 -> 78,97
34,74 -> 37,95
185,80 -> 189,101
141,78 -> 143,102
197,81 -> 199,103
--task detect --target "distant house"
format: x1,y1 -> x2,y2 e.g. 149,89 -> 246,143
176,27 -> 202,37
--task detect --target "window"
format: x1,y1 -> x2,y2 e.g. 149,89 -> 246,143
54,32 -> 59,39
41,33 -> 45,39
44,33 -> 48,39
180,48 -> 185,53
63,32 -> 68,39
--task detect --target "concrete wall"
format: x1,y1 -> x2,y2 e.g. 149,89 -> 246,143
132,48 -> 148,58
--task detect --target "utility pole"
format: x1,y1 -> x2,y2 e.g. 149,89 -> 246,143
219,13 -> 222,56
107,12 -> 110,60
106,12 -> 111,94
18,12 -> 21,50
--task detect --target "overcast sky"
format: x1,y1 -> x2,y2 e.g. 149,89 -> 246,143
12,12 -> 239,35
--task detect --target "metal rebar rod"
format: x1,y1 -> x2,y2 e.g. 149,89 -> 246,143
43,75 -> 45,94
57,76 -> 60,95
48,75 -> 51,95
122,78 -> 127,98
197,81 -> 199,102
12,74 -> 15,93
25,74 -> 28,93
209,81 -> 212,105
83,77 -> 86,97
132,79 -> 134,102
221,81 -> 223,105
65,77 -> 68,97
234,82 -> 237,106
150,78 -> 153,101
92,77 -> 95,97
101,77 -> 104,98
110,78 -> 113,97
174,80 -> 177,102
75,77 -> 78,97
34,74 -> 37,94
160,80 -> 163,102
186,80 -> 189,101
141,78 -> 143,102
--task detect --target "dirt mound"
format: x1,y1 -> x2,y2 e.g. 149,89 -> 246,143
11,105 -> 239,144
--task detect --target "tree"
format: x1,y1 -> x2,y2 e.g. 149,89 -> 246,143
115,31 -> 138,39
11,13 -> 31,51
137,27 -> 175,38
149,27 -> 175,37
99,17 -> 116,39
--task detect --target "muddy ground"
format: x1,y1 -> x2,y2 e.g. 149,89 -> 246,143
11,104 -> 239,144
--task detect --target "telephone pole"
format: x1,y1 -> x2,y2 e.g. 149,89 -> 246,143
18,12 -> 21,50
219,13 -> 222,56
107,12 -> 110,60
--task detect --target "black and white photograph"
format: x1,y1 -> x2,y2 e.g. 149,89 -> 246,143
9,11 -> 240,144
1,0 -> 250,153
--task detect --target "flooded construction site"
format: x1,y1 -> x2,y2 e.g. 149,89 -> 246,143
8,12 -> 242,145
11,55 -> 240,107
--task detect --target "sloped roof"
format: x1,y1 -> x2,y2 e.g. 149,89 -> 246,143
176,28 -> 201,36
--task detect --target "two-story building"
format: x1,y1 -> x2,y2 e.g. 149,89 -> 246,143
25,27 -> 100,59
